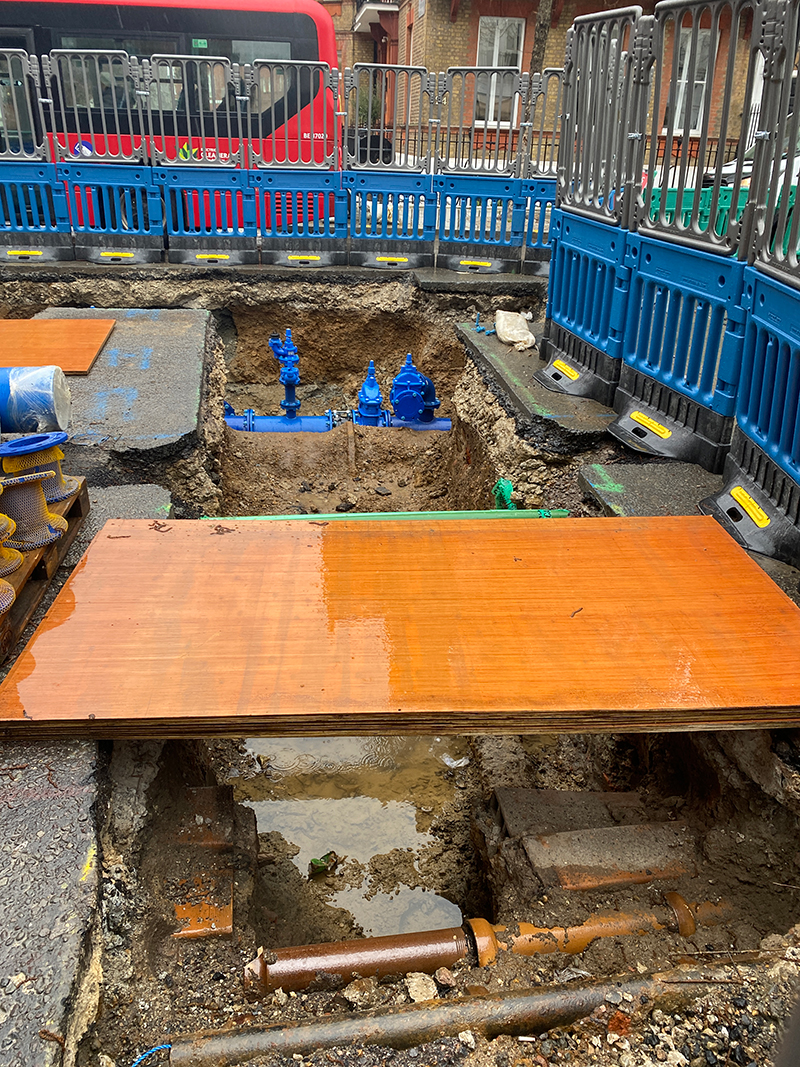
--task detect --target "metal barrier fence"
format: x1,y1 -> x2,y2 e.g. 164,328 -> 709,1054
522,69 -> 563,178
437,68 -> 529,176
42,50 -> 147,164
751,0 -> 800,285
637,0 -> 765,256
0,49 -> 563,175
540,0 -> 800,564
558,7 -> 643,228
245,61 -> 338,169
342,65 -> 435,172
0,50 -> 45,160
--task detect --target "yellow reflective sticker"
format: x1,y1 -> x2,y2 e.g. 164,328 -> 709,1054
101,251 -> 134,258
630,410 -> 672,439
459,259 -> 491,267
552,359 -> 580,381
196,254 -> 230,260
376,256 -> 409,263
7,250 -> 42,256
730,486 -> 771,528
288,254 -> 321,261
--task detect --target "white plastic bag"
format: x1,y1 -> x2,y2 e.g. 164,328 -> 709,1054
495,310 -> 537,352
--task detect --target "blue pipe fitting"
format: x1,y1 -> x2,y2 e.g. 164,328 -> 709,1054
389,354 -> 441,424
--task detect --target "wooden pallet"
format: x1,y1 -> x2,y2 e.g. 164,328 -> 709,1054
0,478 -> 89,662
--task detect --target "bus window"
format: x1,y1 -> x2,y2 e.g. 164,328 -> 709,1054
58,36 -> 179,58
195,40 -> 292,65
0,30 -> 34,51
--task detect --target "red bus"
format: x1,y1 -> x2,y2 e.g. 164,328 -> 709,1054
0,0 -> 339,165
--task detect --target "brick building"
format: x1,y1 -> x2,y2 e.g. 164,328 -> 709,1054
324,0 -> 758,154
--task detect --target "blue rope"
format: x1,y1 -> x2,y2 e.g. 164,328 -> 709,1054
129,1044 -> 172,1067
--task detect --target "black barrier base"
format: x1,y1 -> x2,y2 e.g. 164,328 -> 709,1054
0,233 -> 74,263
437,242 -> 521,274
261,238 -> 348,268
699,430 -> 800,568
608,365 -> 734,474
75,234 -> 163,265
348,239 -> 433,269
167,237 -> 258,266
537,320 -> 621,406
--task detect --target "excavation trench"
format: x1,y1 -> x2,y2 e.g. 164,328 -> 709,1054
1,287 -> 796,1067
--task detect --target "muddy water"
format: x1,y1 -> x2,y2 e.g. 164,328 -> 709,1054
236,736 -> 468,936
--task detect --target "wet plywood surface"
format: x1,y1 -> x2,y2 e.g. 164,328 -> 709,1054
0,319 -> 115,373
1,514 -> 800,737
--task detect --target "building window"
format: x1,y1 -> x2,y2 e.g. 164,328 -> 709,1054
475,16 -> 525,123
668,27 -> 715,135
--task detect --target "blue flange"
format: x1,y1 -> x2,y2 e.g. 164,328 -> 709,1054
0,431 -> 68,457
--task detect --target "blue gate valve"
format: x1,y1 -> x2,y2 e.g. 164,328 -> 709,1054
354,360 -> 389,427
389,354 -> 441,424
269,329 -> 301,419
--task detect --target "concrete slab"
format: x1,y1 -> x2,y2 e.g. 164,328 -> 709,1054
494,787 -> 650,839
35,308 -> 209,454
457,323 -> 616,452
521,822 -> 698,890
413,268 -> 548,294
0,742 -> 98,1066
578,461 -> 724,518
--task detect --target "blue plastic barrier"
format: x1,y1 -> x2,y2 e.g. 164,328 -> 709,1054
153,167 -> 258,265
736,268 -> 800,481
521,178 -> 556,267
536,208 -> 628,405
58,162 -> 164,264
0,162 -> 73,262
342,171 -> 435,269
433,174 -> 526,273
248,170 -> 347,267
698,266 -> 800,564
607,234 -> 746,472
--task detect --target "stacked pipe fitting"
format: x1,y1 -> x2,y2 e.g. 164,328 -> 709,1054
0,432 -> 79,503
0,432 -> 77,615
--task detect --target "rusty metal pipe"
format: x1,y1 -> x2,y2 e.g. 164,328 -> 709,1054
170,968 -> 726,1067
468,896 -> 732,965
245,895 -> 732,994
245,926 -> 468,995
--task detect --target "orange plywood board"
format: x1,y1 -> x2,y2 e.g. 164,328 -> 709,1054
1,514 -> 800,738
0,319 -> 115,373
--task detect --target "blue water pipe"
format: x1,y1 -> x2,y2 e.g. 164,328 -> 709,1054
223,336 -> 451,433
223,403 -> 335,433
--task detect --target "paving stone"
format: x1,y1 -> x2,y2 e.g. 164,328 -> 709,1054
35,307 -> 209,453
578,462 -> 723,518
